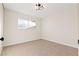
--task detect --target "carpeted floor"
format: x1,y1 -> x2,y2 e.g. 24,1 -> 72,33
1,39 -> 78,56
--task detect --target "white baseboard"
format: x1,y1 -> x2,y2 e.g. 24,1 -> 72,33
43,39 -> 78,49
3,39 -> 38,47
3,38 -> 78,49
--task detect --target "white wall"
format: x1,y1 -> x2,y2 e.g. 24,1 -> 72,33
3,9 -> 41,46
77,3 -> 79,55
0,3 -> 3,38
0,3 -> 3,55
3,4 -> 79,48
41,4 -> 79,48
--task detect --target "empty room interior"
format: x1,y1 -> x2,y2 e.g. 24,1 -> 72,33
0,3 -> 79,56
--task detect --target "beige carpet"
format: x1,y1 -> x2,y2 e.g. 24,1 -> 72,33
1,39 -> 78,56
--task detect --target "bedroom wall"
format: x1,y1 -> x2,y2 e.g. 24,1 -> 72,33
3,3 -> 79,48
78,4 -> 79,56
3,9 -> 41,46
0,3 -> 3,55
41,3 -> 79,48
0,3 -> 3,38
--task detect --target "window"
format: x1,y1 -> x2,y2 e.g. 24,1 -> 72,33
17,19 -> 36,29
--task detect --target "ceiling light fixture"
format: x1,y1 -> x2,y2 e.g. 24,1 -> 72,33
35,3 -> 44,11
